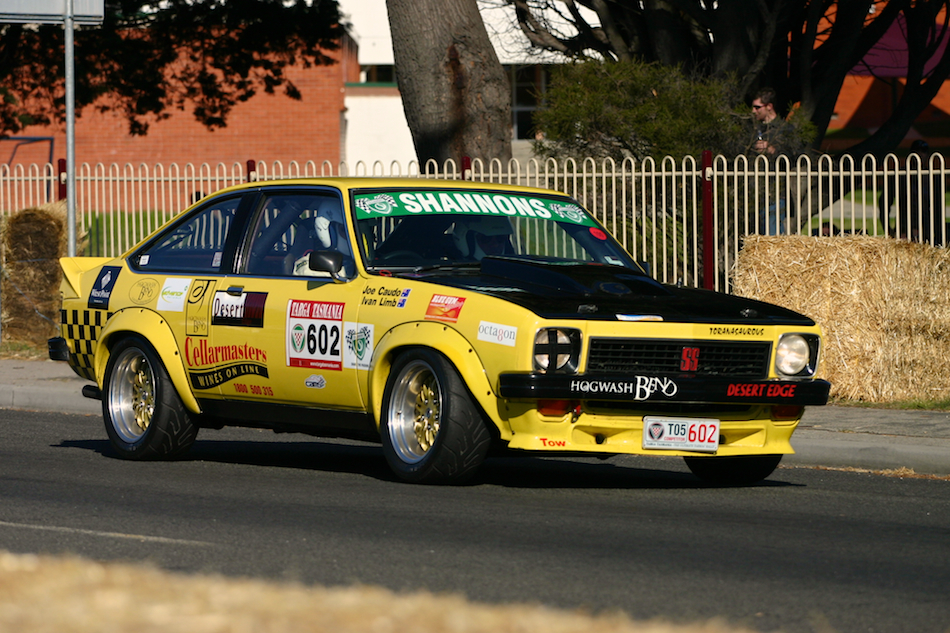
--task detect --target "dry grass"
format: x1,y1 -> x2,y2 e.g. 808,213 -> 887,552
0,551 -> 753,633
0,202 -> 70,347
790,465 -> 950,481
733,235 -> 950,403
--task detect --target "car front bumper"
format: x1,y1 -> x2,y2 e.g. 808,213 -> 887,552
496,373 -> 830,457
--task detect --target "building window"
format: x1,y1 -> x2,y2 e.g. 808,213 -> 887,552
510,65 -> 550,140
360,65 -> 397,85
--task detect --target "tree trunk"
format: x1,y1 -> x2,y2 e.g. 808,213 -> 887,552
386,0 -> 511,167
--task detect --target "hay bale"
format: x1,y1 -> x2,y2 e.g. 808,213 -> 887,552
732,235 -> 950,403
1,201 -> 69,347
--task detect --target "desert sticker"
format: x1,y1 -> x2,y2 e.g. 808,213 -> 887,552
287,299 -> 344,370
211,291 -> 267,328
425,294 -> 465,323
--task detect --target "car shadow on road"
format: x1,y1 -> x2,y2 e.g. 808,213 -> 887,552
475,454 -> 801,490
58,435 -> 800,490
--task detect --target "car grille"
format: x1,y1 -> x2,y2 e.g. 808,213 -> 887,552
586,338 -> 772,378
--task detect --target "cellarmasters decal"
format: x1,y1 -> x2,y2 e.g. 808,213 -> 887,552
287,300 -> 344,370
88,266 -> 122,309
185,337 -> 268,389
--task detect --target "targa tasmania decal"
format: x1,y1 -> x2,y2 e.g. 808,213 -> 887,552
287,300 -> 344,370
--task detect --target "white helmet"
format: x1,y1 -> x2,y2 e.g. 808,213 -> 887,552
451,215 -> 513,259
313,200 -> 342,249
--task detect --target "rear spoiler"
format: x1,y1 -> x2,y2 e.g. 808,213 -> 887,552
59,257 -> 113,300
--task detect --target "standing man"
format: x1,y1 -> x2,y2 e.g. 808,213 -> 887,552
748,87 -> 804,235
752,88 -> 780,155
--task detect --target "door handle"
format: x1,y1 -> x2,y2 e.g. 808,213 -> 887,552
226,286 -> 244,296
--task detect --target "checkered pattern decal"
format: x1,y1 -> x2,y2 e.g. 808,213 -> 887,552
61,309 -> 113,381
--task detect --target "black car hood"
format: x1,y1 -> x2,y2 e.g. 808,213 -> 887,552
404,257 -> 814,326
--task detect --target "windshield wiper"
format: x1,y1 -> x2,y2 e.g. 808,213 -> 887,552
410,262 -> 480,274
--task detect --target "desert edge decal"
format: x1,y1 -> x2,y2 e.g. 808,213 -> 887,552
287,300 -> 344,370
128,278 -> 160,306
185,279 -> 216,337
184,337 -> 268,389
477,321 -> 517,347
425,294 -> 465,323
344,322 -> 374,370
727,383 -> 798,398
88,266 -> 121,309
353,191 -> 597,227
157,278 -> 192,312
211,291 -> 267,328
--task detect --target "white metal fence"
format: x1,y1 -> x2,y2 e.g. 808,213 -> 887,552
1,153 -> 946,293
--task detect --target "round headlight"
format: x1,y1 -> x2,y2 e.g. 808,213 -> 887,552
776,334 -> 810,376
534,329 -> 575,372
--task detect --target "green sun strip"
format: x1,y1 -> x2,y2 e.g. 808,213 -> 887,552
352,190 -> 598,227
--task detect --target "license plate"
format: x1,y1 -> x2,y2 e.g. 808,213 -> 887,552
642,416 -> 720,453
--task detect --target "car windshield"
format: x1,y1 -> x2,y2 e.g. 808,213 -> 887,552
352,188 -> 637,272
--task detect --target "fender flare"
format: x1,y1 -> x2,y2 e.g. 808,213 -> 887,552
94,308 -> 201,414
368,321 -> 504,435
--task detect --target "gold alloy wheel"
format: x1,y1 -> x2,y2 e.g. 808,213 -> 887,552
107,346 -> 156,443
388,359 -> 442,464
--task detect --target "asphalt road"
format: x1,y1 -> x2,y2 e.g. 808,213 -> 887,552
1,408 -> 948,633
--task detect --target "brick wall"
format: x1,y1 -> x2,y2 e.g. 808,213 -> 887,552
2,37 -> 359,170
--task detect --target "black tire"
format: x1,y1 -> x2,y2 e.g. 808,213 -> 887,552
380,348 -> 491,484
683,454 -> 783,486
102,336 -> 198,460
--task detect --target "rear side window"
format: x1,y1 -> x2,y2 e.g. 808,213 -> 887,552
243,192 -> 355,278
133,196 -> 241,273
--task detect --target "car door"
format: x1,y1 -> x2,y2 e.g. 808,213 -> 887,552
209,188 -> 367,411
131,193 -> 250,402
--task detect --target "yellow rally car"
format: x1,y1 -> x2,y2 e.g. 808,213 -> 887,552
49,178 -> 830,485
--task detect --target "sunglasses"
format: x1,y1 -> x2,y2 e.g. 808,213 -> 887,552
752,105 -> 765,110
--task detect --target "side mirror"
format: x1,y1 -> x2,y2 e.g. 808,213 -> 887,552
309,250 -> 347,283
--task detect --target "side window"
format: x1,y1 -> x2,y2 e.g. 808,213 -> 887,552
244,193 -> 355,278
135,196 -> 240,273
